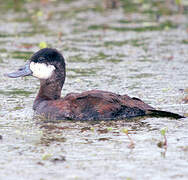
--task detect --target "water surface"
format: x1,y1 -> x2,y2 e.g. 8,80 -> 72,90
0,0 -> 188,179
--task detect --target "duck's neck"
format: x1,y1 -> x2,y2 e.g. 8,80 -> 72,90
33,79 -> 64,110
39,79 -> 63,99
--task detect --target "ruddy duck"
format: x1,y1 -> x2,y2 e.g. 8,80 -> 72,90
6,48 -> 184,120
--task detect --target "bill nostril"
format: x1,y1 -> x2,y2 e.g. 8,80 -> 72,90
19,67 -> 24,71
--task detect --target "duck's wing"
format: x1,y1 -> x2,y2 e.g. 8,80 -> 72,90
122,95 -> 184,119
62,90 -> 148,120
122,95 -> 155,111
65,91 -> 184,120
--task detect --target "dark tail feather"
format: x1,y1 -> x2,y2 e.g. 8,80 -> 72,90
147,109 -> 184,119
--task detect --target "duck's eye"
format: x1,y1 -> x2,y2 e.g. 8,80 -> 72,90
38,57 -> 45,63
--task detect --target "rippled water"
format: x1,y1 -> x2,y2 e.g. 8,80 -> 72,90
0,0 -> 188,179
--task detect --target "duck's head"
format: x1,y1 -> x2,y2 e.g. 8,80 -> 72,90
6,48 -> 66,83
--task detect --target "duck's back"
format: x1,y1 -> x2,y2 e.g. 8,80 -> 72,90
34,90 -> 156,120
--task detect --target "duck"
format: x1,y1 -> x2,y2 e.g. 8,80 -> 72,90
6,48 -> 184,121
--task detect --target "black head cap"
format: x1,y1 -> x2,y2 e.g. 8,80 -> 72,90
30,48 -> 65,67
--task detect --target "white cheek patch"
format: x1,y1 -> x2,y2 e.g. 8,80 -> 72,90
30,62 -> 55,79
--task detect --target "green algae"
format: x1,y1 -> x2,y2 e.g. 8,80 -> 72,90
68,54 -> 87,62
0,48 -> 7,53
0,88 -> 33,97
68,68 -> 100,76
12,106 -> 24,111
0,57 -> 3,63
11,51 -> 33,60
182,39 -> 188,44
104,39 -> 146,47
107,58 -> 122,63
129,73 -> 154,79
120,0 -> 186,15
0,34 -> 15,38
68,52 -> 110,63
89,52 -> 110,61
0,0 -> 26,12
88,21 -> 177,32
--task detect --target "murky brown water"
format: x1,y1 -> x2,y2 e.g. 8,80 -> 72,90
0,0 -> 188,179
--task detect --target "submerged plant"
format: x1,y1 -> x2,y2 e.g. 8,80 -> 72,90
157,127 -> 168,149
122,128 -> 135,149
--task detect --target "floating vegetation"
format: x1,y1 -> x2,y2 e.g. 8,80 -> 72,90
104,39 -> 146,47
182,39 -> 188,44
122,128 -> 135,149
0,33 -> 15,38
42,153 -> 52,160
68,54 -> 87,62
0,0 -> 26,11
68,52 -> 111,63
12,106 -> 24,111
129,73 -> 154,79
11,51 -> 33,60
0,88 -> 33,97
107,58 -> 122,63
157,128 -> 168,149
0,57 -> 3,63
39,41 -> 47,49
88,21 -> 177,32
120,0 -> 186,15
68,68 -> 99,76
89,52 -> 110,61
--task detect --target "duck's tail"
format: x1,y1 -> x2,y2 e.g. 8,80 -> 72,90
147,109 -> 184,119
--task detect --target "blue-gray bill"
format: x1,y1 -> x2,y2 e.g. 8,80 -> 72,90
5,63 -> 32,78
